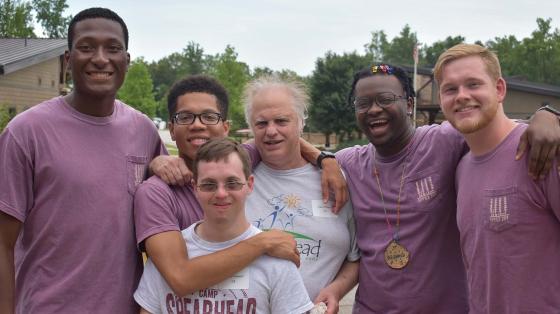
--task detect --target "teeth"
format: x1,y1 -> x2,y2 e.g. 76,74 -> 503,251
89,72 -> 111,78
456,106 -> 475,112
189,138 -> 208,145
369,120 -> 387,126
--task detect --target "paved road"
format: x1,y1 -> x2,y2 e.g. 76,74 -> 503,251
158,129 -> 175,146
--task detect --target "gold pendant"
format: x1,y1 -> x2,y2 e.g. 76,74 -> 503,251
384,240 -> 410,269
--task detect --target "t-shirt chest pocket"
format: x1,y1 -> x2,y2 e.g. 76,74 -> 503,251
127,155 -> 148,195
482,186 -> 517,232
404,167 -> 443,212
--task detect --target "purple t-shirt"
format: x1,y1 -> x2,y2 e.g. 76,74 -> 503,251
134,143 -> 260,247
0,97 -> 165,313
456,124 -> 560,314
134,176 -> 204,247
337,122 -> 469,313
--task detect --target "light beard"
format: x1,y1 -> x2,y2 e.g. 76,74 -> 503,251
449,103 -> 499,134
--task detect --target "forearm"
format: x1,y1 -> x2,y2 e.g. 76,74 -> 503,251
0,248 -> 15,314
0,213 -> 20,314
323,260 -> 359,300
149,231 -> 268,296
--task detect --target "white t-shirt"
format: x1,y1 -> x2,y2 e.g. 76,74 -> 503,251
246,163 -> 360,300
134,223 -> 314,314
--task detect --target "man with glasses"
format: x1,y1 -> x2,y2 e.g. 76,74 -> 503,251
299,63 -> 560,313
134,75 -> 301,299
134,138 -> 314,314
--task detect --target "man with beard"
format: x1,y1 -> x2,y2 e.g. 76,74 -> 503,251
434,43 -> 560,313
300,63 -> 560,313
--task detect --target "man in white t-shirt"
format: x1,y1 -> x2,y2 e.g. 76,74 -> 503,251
135,138 -> 314,314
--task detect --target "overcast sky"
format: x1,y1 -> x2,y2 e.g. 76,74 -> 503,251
64,0 -> 560,76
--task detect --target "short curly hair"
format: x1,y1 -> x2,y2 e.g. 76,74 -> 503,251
68,7 -> 129,50
167,75 -> 229,121
347,63 -> 415,107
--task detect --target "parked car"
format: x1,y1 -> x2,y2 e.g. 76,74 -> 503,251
152,117 -> 167,130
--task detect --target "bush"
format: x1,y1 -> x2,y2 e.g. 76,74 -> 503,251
0,106 -> 11,132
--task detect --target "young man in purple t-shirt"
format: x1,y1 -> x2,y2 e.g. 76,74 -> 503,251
0,8 -> 166,313
301,64 -> 559,313
133,75 -> 304,298
435,43 -> 560,313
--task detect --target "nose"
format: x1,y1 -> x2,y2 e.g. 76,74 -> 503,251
366,101 -> 383,115
91,47 -> 109,66
264,123 -> 278,137
189,115 -> 207,129
214,184 -> 229,198
456,86 -> 470,102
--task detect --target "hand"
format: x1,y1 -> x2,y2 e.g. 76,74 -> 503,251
321,158 -> 349,214
314,288 -> 339,314
254,229 -> 300,267
516,110 -> 560,179
149,155 -> 192,185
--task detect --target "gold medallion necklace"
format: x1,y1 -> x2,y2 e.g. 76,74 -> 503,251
372,149 -> 410,269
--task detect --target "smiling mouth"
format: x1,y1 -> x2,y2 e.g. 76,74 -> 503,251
188,138 -> 209,146
368,119 -> 388,128
87,72 -> 113,79
455,105 -> 479,113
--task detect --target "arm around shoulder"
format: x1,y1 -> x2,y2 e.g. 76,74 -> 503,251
145,229 -> 299,297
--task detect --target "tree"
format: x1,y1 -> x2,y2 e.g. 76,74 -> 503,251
0,106 -> 11,132
364,30 -> 388,63
0,0 -> 35,37
422,35 -> 465,66
364,25 -> 418,66
209,45 -> 250,131
32,0 -> 70,38
487,18 -> 560,85
118,59 -> 158,117
308,51 -> 370,147
148,41 -> 208,118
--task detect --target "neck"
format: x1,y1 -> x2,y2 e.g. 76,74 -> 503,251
375,123 -> 415,157
63,91 -> 116,117
263,150 -> 308,170
196,217 -> 250,243
463,111 -> 517,156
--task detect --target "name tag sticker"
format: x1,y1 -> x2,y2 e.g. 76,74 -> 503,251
214,268 -> 249,290
312,200 -> 337,218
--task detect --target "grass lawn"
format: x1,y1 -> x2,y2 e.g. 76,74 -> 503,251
166,144 -> 178,156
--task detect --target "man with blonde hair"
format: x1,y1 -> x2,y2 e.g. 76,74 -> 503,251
434,43 -> 560,313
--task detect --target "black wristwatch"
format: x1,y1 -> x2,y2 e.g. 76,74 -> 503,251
316,151 -> 336,169
537,105 -> 560,116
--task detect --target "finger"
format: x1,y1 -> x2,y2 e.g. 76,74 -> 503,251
528,143 -> 544,180
179,164 -> 192,185
333,184 -> 343,214
173,168 -> 186,186
326,301 -> 338,314
159,172 -> 172,185
321,174 -> 329,205
291,252 -> 301,268
539,144 -> 558,179
516,132 -> 529,160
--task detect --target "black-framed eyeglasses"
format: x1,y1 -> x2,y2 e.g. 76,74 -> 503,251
172,111 -> 223,125
196,181 -> 247,192
353,92 -> 407,113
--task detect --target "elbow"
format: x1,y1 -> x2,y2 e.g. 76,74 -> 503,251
166,274 -> 198,297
